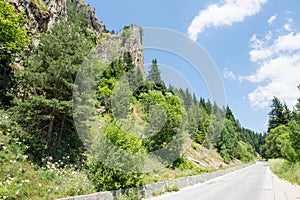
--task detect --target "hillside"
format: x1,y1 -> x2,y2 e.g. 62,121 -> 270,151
0,0 -> 266,199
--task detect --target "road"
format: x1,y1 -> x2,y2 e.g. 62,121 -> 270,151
149,162 -> 300,200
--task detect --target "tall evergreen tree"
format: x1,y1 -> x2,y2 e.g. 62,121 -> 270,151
12,15 -> 93,163
147,59 -> 165,87
268,97 -> 291,132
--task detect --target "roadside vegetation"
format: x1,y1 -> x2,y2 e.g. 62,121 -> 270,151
0,0 -> 265,199
269,159 -> 300,185
264,86 -> 300,186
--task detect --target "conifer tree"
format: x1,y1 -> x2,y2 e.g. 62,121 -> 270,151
147,59 -> 165,87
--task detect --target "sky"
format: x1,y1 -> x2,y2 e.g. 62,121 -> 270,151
84,0 -> 300,133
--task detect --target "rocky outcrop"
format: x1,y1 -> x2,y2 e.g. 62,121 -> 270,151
12,0 -> 66,34
11,0 -> 104,37
11,0 -> 145,74
96,24 -> 144,74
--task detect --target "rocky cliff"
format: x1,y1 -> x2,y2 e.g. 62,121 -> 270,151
96,25 -> 144,75
11,0 -> 104,36
11,0 -> 144,73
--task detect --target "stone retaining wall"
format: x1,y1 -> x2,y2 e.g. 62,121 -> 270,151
58,163 -> 254,200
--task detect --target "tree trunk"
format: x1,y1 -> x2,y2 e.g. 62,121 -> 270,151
58,115 -> 65,144
47,112 -> 54,148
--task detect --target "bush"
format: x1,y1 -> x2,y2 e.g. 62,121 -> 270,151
87,118 -> 146,191
172,157 -> 195,170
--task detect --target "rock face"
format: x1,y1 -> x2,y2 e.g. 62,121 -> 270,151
96,25 -> 145,75
11,0 -> 104,36
11,0 -> 145,74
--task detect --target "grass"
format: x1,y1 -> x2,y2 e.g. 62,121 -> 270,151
269,159 -> 300,186
0,109 -> 244,199
0,111 -> 95,200
165,184 -> 179,192
142,164 -> 210,185
115,188 -> 142,200
152,189 -> 164,197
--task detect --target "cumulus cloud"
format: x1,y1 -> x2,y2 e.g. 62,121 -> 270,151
243,24 -> 300,109
188,0 -> 268,41
223,68 -> 237,80
267,14 -> 277,25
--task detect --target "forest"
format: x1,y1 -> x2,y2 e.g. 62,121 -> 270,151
0,0 -> 299,199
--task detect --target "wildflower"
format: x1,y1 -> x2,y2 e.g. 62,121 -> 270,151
6,180 -> 11,185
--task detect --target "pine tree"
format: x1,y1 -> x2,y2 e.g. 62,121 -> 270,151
147,59 -> 165,87
268,97 -> 291,132
12,17 -> 93,163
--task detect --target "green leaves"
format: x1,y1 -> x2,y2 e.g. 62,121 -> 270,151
88,119 -> 146,191
0,0 -> 31,63
265,125 -> 298,162
217,119 -> 239,163
0,0 -> 32,106
268,97 -> 291,132
265,88 -> 300,162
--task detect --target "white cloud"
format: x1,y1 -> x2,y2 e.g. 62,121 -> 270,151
187,0 -> 268,41
284,18 -> 293,31
275,32 -> 300,51
249,49 -> 273,62
223,68 -> 236,80
249,32 -> 273,62
267,14 -> 277,25
244,24 -> 300,109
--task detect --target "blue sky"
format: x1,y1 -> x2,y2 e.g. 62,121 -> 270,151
84,0 -> 300,133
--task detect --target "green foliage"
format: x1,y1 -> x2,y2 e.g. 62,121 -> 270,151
139,90 -> 185,162
204,105 -> 224,149
30,0 -> 48,11
235,141 -> 255,162
288,120 -> 300,157
0,0 -> 32,106
11,15 -> 93,164
121,28 -> 131,44
172,157 -> 197,171
268,97 -> 291,132
111,78 -> 131,119
115,188 -> 142,200
217,119 -> 239,163
0,0 -> 31,65
65,0 -> 98,47
165,184 -> 179,192
147,59 -> 165,88
269,159 -> 300,186
0,111 -> 95,199
87,118 -> 146,191
152,189 -> 164,197
265,125 -> 298,162
97,57 -> 135,110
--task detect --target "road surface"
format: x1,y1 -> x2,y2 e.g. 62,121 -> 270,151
149,162 -> 300,200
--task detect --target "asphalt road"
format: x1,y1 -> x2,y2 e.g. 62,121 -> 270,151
150,162 -> 276,200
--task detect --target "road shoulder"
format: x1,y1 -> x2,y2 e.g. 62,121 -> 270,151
272,172 -> 300,200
